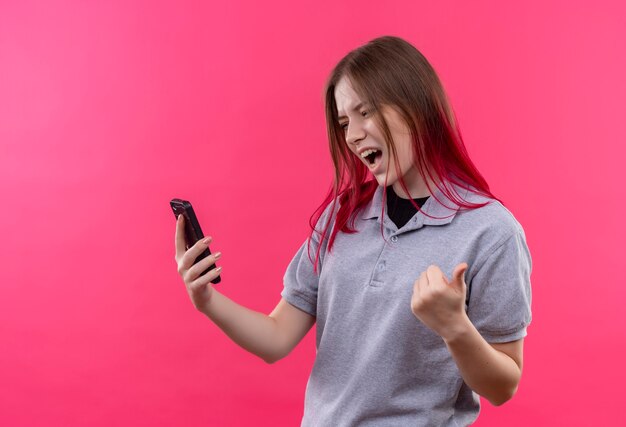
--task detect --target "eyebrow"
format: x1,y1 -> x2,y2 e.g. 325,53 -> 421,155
337,102 -> 368,121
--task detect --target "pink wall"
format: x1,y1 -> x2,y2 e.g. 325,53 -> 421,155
2,0 -> 625,425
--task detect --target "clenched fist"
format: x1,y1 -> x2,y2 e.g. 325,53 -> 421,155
411,263 -> 469,341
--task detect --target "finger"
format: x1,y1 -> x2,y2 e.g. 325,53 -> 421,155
414,271 -> 429,307
190,264 -> 223,290
412,277 -> 422,314
425,265 -> 443,286
451,263 -> 468,289
182,236 -> 213,272
175,214 -> 186,258
188,251 -> 220,280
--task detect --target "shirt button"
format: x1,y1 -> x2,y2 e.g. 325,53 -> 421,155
391,236 -> 398,243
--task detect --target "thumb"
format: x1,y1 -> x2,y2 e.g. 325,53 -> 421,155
451,262 -> 468,288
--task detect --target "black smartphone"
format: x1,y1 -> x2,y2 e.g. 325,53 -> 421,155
170,198 -> 221,284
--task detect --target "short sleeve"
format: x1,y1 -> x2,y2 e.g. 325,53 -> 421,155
281,201 -> 337,318
467,228 -> 533,343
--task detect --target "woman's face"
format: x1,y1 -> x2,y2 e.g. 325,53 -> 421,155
334,75 -> 431,198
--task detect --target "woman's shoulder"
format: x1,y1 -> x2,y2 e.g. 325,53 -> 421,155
454,185 -> 526,243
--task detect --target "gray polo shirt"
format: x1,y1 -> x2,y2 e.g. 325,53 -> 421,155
282,182 -> 532,427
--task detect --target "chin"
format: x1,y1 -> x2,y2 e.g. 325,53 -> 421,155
374,174 -> 397,187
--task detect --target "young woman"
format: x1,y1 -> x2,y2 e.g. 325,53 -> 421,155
175,35 -> 532,426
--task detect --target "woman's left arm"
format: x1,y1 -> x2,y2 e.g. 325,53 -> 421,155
411,262 -> 524,406
443,315 -> 523,406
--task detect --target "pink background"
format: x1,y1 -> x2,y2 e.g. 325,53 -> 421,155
1,0 -> 625,425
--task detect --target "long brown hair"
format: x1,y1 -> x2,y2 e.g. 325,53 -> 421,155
308,35 -> 500,273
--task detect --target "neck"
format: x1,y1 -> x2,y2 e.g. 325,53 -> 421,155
391,177 -> 437,199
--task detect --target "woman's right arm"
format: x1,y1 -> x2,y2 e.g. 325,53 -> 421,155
203,292 -> 315,364
175,214 -> 315,364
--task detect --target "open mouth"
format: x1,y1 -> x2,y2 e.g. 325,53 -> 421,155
364,150 -> 383,169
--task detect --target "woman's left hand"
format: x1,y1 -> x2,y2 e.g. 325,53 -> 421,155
410,263 -> 469,341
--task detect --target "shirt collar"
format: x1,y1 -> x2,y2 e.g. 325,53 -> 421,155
362,181 -> 475,227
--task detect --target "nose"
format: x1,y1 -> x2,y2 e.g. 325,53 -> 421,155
345,121 -> 366,146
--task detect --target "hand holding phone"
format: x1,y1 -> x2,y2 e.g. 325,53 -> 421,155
172,198 -> 223,312
171,198 -> 221,284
